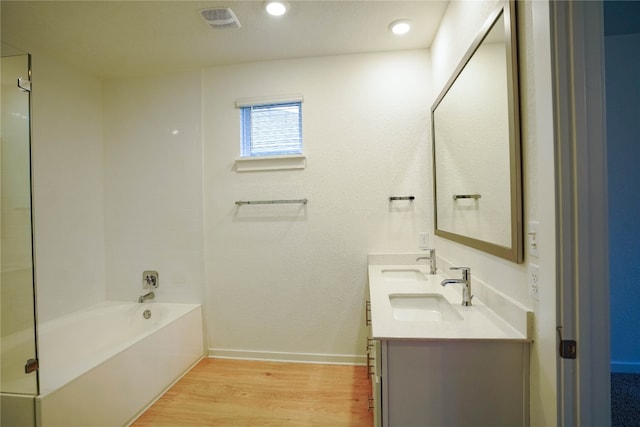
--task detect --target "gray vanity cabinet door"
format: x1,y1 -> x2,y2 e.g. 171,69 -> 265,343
370,339 -> 382,427
382,340 -> 529,427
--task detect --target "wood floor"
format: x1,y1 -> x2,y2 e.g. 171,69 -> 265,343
132,358 -> 374,426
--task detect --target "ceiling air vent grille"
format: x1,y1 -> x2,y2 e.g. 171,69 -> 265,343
200,8 -> 241,29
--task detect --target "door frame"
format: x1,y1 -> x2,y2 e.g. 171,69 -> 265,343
550,1 -> 610,425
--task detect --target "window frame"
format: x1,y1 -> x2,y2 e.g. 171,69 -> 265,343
237,95 -> 304,158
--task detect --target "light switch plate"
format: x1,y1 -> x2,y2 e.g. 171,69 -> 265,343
418,232 -> 429,249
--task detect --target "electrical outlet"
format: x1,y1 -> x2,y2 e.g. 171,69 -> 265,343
418,232 -> 429,249
528,263 -> 540,301
528,221 -> 540,257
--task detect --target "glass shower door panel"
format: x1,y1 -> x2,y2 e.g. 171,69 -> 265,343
1,47 -> 38,397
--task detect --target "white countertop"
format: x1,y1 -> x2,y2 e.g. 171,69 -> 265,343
368,263 -> 530,342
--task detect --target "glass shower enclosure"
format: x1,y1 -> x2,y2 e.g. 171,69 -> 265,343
0,41 -> 39,426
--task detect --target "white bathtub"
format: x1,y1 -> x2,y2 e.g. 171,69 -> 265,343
36,301 -> 204,427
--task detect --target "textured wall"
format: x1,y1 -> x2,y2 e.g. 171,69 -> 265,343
202,51 -> 432,361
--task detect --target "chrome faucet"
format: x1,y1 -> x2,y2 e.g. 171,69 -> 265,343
416,249 -> 437,275
441,267 -> 473,306
138,291 -> 155,303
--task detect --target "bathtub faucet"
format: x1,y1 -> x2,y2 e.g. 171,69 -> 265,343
138,291 -> 155,303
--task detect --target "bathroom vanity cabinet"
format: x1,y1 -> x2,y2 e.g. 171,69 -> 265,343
366,253 -> 532,427
367,337 -> 529,427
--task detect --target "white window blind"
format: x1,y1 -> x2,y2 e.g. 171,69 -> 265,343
240,101 -> 302,157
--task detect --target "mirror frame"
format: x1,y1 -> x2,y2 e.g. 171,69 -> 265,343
431,0 -> 523,263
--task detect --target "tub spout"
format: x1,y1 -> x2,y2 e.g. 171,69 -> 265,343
138,291 -> 155,303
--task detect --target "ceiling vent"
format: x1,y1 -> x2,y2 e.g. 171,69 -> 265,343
200,8 -> 241,29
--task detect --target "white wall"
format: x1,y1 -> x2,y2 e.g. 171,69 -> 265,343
430,1 -> 557,425
31,53 -> 106,323
203,51 -> 432,362
31,58 -> 205,317
102,71 -> 204,304
518,3 -> 558,423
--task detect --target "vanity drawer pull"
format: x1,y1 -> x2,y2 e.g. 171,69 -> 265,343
367,352 -> 375,376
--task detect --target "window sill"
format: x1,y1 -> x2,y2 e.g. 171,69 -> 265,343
235,155 -> 306,172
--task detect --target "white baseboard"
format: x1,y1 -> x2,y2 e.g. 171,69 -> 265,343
208,348 -> 366,366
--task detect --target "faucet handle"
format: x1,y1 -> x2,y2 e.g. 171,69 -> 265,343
143,270 -> 159,289
417,249 -> 437,274
450,266 -> 470,280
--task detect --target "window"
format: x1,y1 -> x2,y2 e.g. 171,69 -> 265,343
240,101 -> 302,157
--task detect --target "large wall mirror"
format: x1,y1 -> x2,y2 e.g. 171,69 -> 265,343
431,0 -> 523,263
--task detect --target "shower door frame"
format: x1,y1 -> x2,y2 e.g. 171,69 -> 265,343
0,43 -> 39,425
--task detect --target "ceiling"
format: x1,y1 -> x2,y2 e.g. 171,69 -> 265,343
2,0 -> 449,80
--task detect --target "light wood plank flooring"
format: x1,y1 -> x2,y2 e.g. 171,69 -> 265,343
132,358 -> 373,426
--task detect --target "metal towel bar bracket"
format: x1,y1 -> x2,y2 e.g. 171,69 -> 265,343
235,199 -> 308,206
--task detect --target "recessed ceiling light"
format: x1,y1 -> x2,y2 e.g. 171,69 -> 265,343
389,19 -> 412,36
265,1 -> 288,17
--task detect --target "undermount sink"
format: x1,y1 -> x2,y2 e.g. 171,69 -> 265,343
389,293 -> 463,322
381,269 -> 427,281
